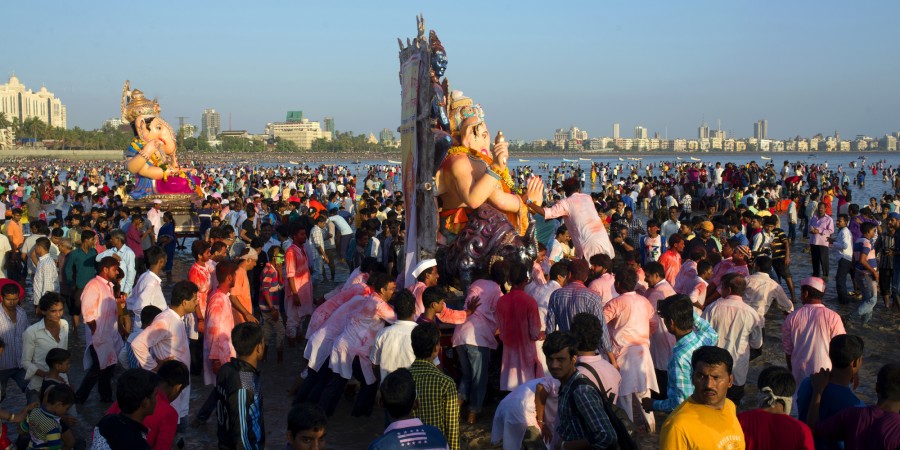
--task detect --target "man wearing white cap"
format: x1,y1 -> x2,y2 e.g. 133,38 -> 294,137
147,199 -> 164,238
782,276 -> 846,384
408,259 -> 467,323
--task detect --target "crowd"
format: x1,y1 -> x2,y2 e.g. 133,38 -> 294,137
0,155 -> 895,449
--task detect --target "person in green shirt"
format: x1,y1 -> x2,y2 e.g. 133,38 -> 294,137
62,230 -> 98,329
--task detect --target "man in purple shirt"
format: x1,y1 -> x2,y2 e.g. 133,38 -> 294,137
809,202 -> 835,280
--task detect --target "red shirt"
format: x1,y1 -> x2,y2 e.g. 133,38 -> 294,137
737,409 -> 814,450
107,390 -> 178,450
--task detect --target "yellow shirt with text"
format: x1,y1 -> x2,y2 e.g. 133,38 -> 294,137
659,397 -> 746,450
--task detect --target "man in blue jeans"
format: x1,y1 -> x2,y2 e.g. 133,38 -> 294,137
852,222 -> 879,325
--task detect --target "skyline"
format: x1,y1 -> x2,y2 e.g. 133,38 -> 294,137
4,1 -> 899,141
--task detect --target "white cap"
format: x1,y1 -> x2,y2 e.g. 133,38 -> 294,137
801,276 -> 826,293
152,199 -> 163,204
239,248 -> 259,261
221,199 -> 229,205
412,259 -> 437,278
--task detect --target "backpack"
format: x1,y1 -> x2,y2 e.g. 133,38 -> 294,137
574,363 -> 638,450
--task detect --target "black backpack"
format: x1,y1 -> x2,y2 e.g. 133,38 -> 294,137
574,363 -> 639,450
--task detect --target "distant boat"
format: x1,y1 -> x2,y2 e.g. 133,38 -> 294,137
676,157 -> 683,160
761,156 -> 771,160
579,158 -> 591,161
518,159 -> 530,162
618,157 -> 624,161
387,159 -> 401,164
354,159 -> 362,164
690,157 -> 701,161
288,160 -> 299,165
562,158 -> 577,163
629,157 -> 643,161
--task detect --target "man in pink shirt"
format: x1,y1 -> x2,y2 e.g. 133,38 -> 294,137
587,254 -> 616,304
323,272 -> 397,416
496,263 -> 544,392
603,267 -> 659,430
195,261 -> 237,424
526,177 -> 614,260
673,246 -> 706,295
782,276 -> 846,385
285,223 -> 313,345
75,256 -> 123,404
643,261 -> 677,387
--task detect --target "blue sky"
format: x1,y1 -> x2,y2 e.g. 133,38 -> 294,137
5,1 -> 899,141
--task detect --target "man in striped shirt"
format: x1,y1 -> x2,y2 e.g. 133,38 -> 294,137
545,259 -> 616,368
643,295 -> 718,414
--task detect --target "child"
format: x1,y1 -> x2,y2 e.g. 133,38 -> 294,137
39,349 -> 70,402
21,384 -> 75,450
689,260 -> 714,314
286,404 -> 327,450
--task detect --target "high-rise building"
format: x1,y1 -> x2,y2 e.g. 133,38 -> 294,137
698,122 -> 710,139
0,75 -> 66,128
634,126 -> 647,140
753,119 -> 768,140
379,127 -> 395,144
324,117 -> 334,135
201,109 -> 221,140
613,123 -> 620,139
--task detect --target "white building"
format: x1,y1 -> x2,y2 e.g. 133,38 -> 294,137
266,119 -> 331,150
0,75 -> 67,128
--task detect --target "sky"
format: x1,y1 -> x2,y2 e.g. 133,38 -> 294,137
4,0 -> 899,141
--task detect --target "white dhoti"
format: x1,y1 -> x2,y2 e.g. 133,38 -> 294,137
615,344 -> 659,432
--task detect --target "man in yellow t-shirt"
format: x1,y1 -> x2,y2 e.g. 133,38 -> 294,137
659,345 -> 746,450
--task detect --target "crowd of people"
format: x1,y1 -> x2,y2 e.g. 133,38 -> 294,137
0,155 -> 895,449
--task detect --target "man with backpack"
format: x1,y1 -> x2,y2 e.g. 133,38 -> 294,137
544,331 -> 632,450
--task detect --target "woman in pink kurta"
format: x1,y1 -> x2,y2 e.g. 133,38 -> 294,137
496,276 -> 543,392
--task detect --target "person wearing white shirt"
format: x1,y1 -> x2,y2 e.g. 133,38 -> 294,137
126,246 -> 169,332
131,280 -> 198,419
743,256 -> 794,325
370,294 -> 418,381
146,200 -> 164,237
31,239 -> 58,310
701,273 -> 763,403
21,294 -> 68,403
0,233 -> 10,279
95,229 -> 136,296
830,213 -> 854,304
661,207 -> 681,241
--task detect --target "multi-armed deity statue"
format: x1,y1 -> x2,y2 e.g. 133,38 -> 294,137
401,18 -> 545,289
121,81 -> 202,200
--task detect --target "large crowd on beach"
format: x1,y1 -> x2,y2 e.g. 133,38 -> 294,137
0,155 -> 895,449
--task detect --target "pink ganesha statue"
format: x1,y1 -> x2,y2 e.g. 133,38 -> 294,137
121,80 -> 202,200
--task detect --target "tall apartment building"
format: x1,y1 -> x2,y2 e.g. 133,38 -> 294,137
0,75 -> 66,128
753,119 -> 768,140
201,109 -> 221,140
613,123 -> 620,139
698,122 -> 710,139
634,126 -> 648,139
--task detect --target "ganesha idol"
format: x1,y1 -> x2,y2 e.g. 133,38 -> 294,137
121,81 -> 202,200
434,90 -> 546,289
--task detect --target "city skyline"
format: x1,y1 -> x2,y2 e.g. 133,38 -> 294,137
4,1 -> 899,141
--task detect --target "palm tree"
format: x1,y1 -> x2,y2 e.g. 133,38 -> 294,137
0,112 -> 10,130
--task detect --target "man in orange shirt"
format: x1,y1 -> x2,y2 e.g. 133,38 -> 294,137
231,248 -> 258,324
5,208 -> 24,252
